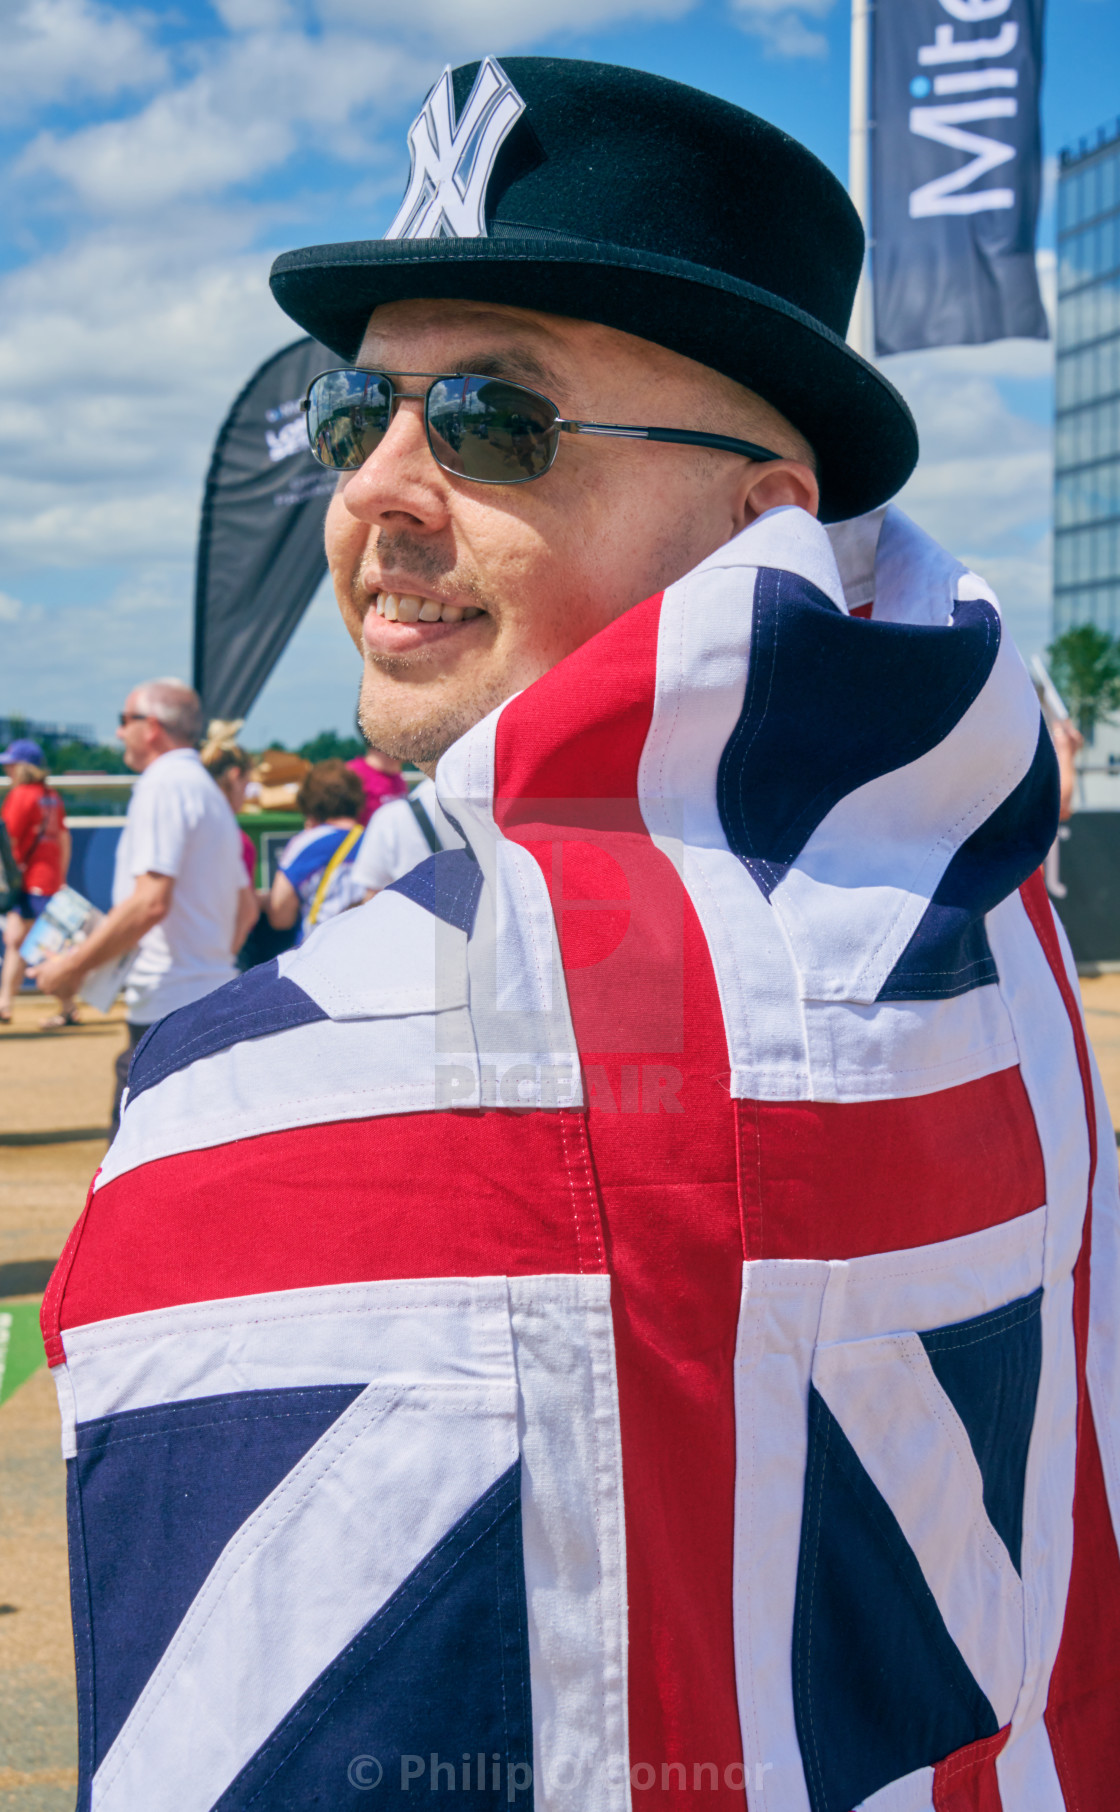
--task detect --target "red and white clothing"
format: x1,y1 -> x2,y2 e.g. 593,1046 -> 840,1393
44,506 -> 1120,1811
2,780 -> 65,897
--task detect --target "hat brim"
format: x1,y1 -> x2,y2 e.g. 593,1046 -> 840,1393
270,234 -> 917,524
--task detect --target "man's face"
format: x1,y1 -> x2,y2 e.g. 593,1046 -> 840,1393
116,693 -> 160,772
325,299 -> 816,768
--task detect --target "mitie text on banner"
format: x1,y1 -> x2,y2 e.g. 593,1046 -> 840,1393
872,0 -> 1048,356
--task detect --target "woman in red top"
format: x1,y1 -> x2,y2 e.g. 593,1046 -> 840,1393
0,737 -> 73,1025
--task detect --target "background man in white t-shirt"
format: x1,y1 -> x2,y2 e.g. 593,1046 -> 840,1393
31,677 -> 253,1128
348,776 -> 465,901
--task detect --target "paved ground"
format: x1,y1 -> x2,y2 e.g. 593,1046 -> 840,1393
0,997 -> 125,1810
1,977 -> 1119,1809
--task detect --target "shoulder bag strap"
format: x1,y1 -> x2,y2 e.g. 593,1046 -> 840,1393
307,823 -> 363,928
407,795 -> 444,854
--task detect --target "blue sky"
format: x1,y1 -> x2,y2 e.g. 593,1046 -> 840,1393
1,0 -> 1118,746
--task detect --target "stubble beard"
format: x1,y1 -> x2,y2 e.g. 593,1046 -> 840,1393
351,536 -> 508,768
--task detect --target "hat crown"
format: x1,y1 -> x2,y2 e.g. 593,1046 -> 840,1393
268,54 -> 918,521
436,57 -> 864,342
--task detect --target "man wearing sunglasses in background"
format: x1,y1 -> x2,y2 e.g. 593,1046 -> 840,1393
30,677 -> 252,1129
47,58 -> 1120,1812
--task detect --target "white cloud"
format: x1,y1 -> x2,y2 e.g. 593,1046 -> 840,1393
0,565 -> 191,733
728,0 -> 834,59
0,214 -> 294,568
884,341 -> 1054,657
0,591 -> 24,622
0,0 -> 166,118
19,31 -> 424,210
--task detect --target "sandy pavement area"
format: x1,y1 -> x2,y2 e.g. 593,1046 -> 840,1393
0,996 -> 124,1811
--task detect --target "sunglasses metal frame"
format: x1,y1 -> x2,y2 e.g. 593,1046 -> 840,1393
301,369 -> 783,483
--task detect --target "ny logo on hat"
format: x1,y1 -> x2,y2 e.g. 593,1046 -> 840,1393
385,58 -> 526,241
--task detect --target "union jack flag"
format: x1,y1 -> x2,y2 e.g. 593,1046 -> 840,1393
44,505 -> 1120,1810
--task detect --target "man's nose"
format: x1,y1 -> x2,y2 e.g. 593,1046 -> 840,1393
339,396 -> 447,523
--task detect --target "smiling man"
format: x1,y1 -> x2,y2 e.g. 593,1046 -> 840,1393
45,58 -> 1120,1812
327,302 -> 817,768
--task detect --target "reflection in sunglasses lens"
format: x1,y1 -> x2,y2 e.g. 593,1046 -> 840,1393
307,371 -> 561,482
428,377 -> 557,482
308,373 -> 393,470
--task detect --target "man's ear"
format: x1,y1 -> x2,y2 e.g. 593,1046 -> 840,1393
735,459 -> 820,530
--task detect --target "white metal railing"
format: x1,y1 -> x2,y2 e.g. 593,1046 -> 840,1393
0,772 -> 136,793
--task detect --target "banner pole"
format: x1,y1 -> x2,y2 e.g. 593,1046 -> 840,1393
848,0 -> 874,361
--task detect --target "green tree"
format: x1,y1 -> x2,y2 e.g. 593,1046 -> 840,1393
296,730 -> 365,763
1047,624 -> 1120,740
47,739 -> 128,774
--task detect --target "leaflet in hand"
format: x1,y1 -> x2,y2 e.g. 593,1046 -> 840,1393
20,885 -> 135,1013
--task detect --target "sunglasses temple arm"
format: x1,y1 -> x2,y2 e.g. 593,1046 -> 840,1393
559,420 -> 781,462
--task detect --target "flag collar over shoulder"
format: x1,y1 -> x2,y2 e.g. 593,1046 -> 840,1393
436,504 -> 1057,1008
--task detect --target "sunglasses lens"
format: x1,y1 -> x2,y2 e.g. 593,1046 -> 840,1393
427,377 -> 559,483
305,371 -> 393,470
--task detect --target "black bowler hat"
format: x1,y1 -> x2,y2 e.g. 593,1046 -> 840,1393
270,57 -> 917,522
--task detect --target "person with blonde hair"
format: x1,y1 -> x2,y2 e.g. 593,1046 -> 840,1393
200,719 -> 260,887
0,735 -> 74,1026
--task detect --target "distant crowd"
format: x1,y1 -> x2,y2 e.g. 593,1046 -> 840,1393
0,676 -> 460,1129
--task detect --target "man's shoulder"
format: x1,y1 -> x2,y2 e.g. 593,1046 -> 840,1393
139,748 -> 220,803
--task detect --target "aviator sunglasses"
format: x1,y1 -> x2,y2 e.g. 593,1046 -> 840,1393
302,369 -> 782,486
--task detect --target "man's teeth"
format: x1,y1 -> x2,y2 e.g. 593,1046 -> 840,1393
373,592 -> 482,624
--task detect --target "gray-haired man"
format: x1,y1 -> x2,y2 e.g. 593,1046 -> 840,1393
32,678 -> 251,1126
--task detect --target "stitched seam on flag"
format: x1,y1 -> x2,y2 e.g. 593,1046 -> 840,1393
587,1310 -> 613,1757
69,1463 -> 97,1789
853,754 -> 1013,991
493,1493 -> 513,1774
65,1294 -> 528,1357
888,959 -> 996,984
796,1390 -> 829,1802
920,1297 -> 1041,1352
935,1724 -> 1009,1786
227,1468 -> 519,1807
648,588 -> 681,817
899,1340 -> 1016,1578
723,569 -> 781,860
76,1406 -> 365,1446
133,1000 -> 326,1079
807,1035 -> 1019,1082
1019,873 -> 1095,1799
687,855 -> 761,1083
111,1074 -> 456,1138
43,1173 -> 99,1363
96,1382 -> 507,1791
502,833 -> 553,1007
559,1112 -> 604,1277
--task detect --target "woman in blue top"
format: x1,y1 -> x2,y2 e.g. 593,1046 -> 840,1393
266,760 -> 365,944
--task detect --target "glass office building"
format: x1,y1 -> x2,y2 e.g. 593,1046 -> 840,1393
1054,123 -> 1120,637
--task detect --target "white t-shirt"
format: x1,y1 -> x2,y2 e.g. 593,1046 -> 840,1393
349,780 -> 464,896
113,747 -> 243,1024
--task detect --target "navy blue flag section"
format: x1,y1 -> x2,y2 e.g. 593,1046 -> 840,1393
193,337 -> 336,720
872,0 -> 1048,356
